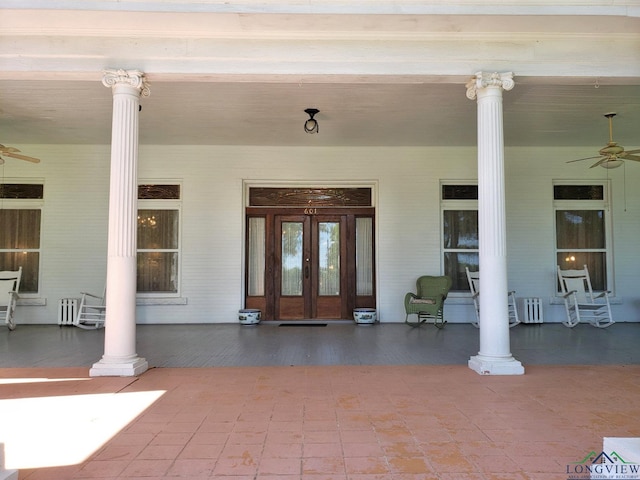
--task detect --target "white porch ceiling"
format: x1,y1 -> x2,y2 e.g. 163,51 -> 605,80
1,3 -> 639,149
1,77 -> 639,148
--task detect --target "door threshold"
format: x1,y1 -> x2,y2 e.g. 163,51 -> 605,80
263,320 -> 355,326
279,323 -> 327,327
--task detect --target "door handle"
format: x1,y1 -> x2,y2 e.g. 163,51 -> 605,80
305,258 -> 310,278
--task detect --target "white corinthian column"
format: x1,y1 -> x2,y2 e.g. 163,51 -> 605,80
465,72 -> 524,375
90,69 -> 150,377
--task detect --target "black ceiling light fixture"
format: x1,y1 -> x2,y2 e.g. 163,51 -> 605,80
304,108 -> 319,134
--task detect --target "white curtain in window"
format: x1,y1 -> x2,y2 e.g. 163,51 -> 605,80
136,209 -> 179,293
0,209 -> 41,293
442,210 -> 479,290
247,217 -> 265,296
356,217 -> 373,296
556,209 -> 606,290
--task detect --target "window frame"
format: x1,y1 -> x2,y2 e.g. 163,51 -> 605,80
136,183 -> 182,298
440,180 -> 478,295
553,179 -> 614,294
0,182 -> 44,297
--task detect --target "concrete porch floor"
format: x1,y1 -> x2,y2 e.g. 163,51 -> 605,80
2,322 -> 640,368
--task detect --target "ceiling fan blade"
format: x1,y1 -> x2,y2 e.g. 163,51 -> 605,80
567,155 -> 602,163
4,151 -> 41,163
621,149 -> 640,155
622,154 -> 640,162
590,157 -> 609,168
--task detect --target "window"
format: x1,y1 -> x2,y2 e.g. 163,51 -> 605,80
137,184 -> 180,295
0,183 -> 43,294
554,182 -> 610,291
355,216 -> 374,296
441,183 -> 478,291
247,217 -> 266,296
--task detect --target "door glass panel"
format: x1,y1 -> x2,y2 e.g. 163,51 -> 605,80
319,222 -> 340,296
356,217 -> 373,296
247,217 -> 265,296
281,222 -> 303,296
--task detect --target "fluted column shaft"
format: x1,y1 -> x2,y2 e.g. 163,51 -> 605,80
466,72 -> 524,375
90,69 -> 149,377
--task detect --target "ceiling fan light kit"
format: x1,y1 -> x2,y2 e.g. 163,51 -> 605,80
600,159 -> 624,169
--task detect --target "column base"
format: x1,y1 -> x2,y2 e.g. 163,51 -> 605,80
90,356 -> 148,377
468,354 -> 524,375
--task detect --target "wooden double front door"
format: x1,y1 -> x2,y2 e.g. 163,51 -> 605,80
245,207 -> 375,321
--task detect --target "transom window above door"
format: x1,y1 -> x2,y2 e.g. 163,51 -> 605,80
249,187 -> 372,207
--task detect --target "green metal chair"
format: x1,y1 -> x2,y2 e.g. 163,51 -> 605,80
404,275 -> 452,328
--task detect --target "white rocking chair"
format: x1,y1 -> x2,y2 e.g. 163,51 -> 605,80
75,289 -> 106,329
465,267 -> 520,328
557,265 -> 614,328
0,267 -> 22,331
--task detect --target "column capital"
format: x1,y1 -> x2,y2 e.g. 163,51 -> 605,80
465,71 -> 514,100
102,68 -> 150,97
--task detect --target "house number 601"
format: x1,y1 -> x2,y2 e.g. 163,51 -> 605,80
304,208 -> 317,215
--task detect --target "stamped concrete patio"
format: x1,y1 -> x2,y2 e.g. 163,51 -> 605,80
1,322 -> 639,479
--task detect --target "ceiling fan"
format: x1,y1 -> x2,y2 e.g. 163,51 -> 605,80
0,144 -> 41,165
567,113 -> 640,169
